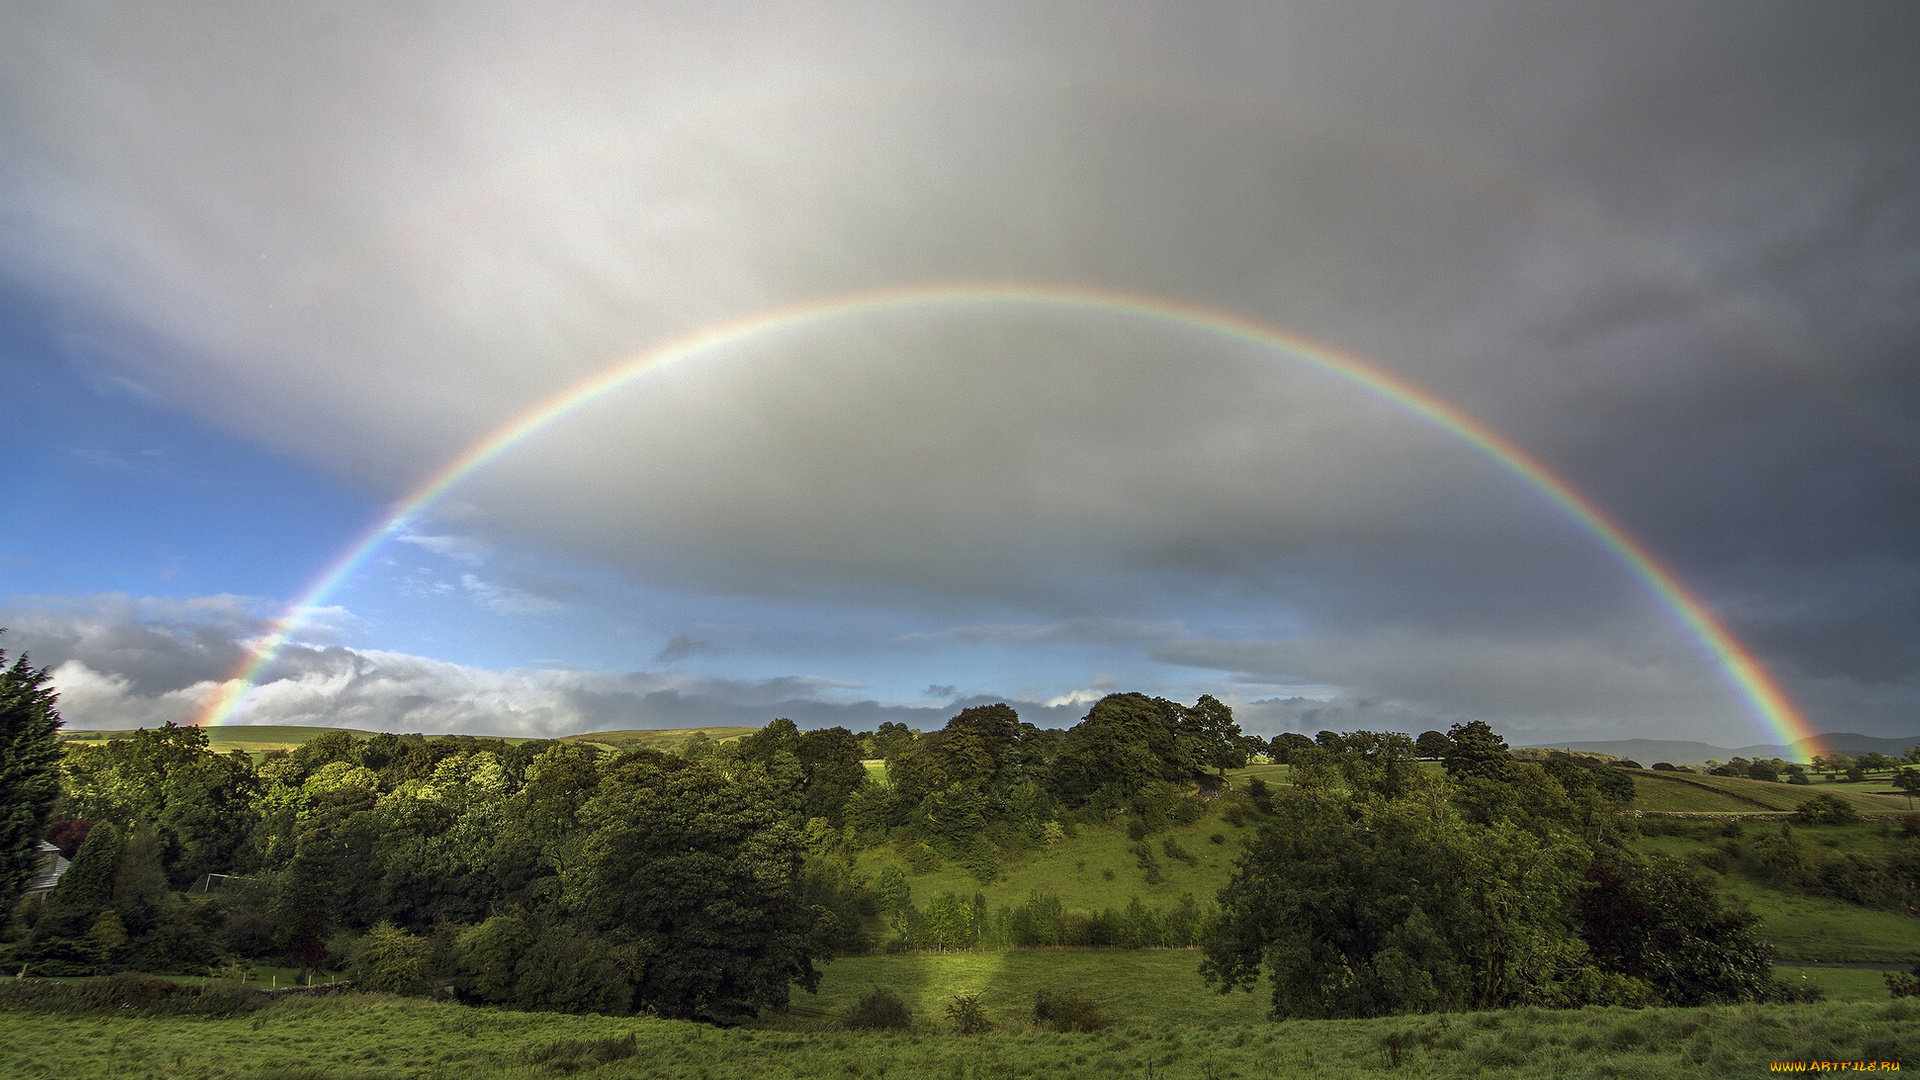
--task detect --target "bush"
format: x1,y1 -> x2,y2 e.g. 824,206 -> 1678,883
1161,836 -> 1199,867
1793,793 -> 1862,826
844,986 -> 912,1030
946,992 -> 989,1034
349,921 -> 435,996
1034,988 -> 1108,1032
1652,762 -> 1677,771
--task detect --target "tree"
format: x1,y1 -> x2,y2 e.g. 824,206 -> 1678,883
1047,693 -> 1193,807
1440,721 -> 1511,782
1178,696 -> 1247,778
1267,732 -> 1315,765
1578,855 -> 1774,1005
0,639 -> 64,914
566,751 -> 825,1023
794,726 -> 866,824
1414,730 -> 1453,760
1893,768 -> 1920,809
1202,769 -> 1608,1018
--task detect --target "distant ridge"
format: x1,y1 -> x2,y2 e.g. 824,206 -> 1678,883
1521,732 -> 1920,765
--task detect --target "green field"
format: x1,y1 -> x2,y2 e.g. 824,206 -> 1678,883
2,988 -> 1915,1079
855,803 -> 1250,913
1626,770 -> 1909,815
553,727 -> 757,753
1773,966 -> 1908,1004
58,725 -> 389,753
776,949 -> 1268,1030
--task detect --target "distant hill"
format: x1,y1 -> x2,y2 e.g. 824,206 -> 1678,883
555,727 -> 757,752
1522,732 -> 1920,765
59,724 -> 390,753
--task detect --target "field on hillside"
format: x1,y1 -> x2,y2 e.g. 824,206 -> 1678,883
3,988 -> 1915,1079
556,727 -> 757,753
1626,770 -> 1909,815
58,725 -> 387,753
1633,821 -> 1920,963
855,801 -> 1251,914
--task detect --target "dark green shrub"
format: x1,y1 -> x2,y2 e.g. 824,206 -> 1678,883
1161,836 -> 1199,866
349,921 -> 435,996
844,986 -> 912,1030
946,992 -> 989,1034
1034,989 -> 1108,1032
1793,794 -> 1862,826
512,926 -> 632,1015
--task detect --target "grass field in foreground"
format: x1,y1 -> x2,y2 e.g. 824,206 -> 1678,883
2,991 -> 1915,1079
767,949 -> 1265,1030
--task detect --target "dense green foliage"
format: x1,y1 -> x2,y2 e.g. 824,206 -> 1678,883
1201,732 -> 1778,1018
0,640 -> 64,914
10,693 -> 1914,1033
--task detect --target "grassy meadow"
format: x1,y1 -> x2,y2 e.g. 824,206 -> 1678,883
1625,770 -> 1911,815
22,728 -> 1920,1077
58,725 -> 389,754
2,988 -> 1916,1079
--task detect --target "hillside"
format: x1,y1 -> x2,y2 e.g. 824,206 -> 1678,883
1627,769 -> 1912,814
57,724 -> 389,753
555,726 -> 757,753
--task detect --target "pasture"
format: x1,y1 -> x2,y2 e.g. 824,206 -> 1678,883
2,986 -> 1915,1079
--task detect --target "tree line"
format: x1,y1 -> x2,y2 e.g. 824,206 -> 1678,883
0,643 -> 1846,1023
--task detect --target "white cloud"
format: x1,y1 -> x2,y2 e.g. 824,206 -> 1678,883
459,574 -> 562,616
396,531 -> 489,565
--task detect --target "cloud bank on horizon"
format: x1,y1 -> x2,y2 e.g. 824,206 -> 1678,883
1,2 -> 1916,745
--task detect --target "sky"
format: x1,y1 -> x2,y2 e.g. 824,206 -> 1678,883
1,1 -> 1917,746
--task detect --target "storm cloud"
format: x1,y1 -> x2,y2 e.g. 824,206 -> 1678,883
2,2 -> 1916,743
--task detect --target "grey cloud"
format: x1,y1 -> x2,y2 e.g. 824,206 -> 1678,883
1151,623 -> 1777,747
1,594 -> 261,695
900,618 -> 1184,646
2,3 -> 1916,737
653,634 -> 715,664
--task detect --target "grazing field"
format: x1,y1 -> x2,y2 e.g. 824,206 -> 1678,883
554,727 -> 758,753
770,949 -> 1268,1030
1626,770 -> 1909,815
853,804 -> 1250,913
1736,889 -> 1920,964
2,990 -> 1916,1079
1773,966 -> 1908,1004
57,725 -> 388,753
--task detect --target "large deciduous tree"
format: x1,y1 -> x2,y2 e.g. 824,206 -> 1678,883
0,640 -> 63,914
566,750 -> 826,1023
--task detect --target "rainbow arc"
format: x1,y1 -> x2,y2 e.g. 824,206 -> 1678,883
193,283 -> 1818,754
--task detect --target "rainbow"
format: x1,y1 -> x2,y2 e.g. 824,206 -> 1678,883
193,282 -> 1819,753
